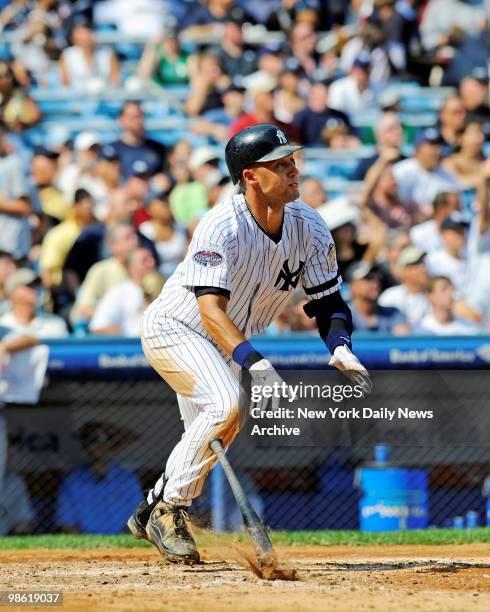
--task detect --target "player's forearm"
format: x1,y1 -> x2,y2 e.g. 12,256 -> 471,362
200,308 -> 245,357
197,294 -> 245,357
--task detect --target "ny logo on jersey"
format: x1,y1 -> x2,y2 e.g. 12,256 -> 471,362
276,129 -> 288,144
274,260 -> 305,291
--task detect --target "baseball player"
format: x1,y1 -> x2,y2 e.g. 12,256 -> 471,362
128,124 -> 371,564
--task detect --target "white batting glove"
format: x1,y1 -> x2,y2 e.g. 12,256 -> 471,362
249,358 -> 288,410
329,345 -> 373,395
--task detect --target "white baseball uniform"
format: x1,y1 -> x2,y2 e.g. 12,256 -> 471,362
142,193 -> 341,507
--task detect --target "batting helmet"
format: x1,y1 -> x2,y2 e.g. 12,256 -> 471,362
225,123 -> 303,185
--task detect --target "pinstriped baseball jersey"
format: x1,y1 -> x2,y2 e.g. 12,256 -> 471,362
148,193 -> 341,341
141,193 -> 342,508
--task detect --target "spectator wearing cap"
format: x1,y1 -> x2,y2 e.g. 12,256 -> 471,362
70,221 -> 139,323
328,52 -> 377,117
185,52 -> 231,118
410,191 -> 460,255
442,122 -> 486,190
30,146 -> 70,225
59,21 -> 120,88
392,128 -> 460,218
110,102 -> 168,181
169,147 -> 221,225
192,84 -> 246,143
57,131 -> 101,204
378,245 -> 431,328
0,268 -> 68,367
56,420 -> 143,534
212,21 -> 256,78
351,112 -> 404,180
425,213 -> 469,294
63,188 -> 159,287
39,189 -> 95,315
139,192 -> 187,276
459,69 -> 490,130
300,176 -> 327,208
346,261 -> 409,334
438,95 -> 467,155
90,247 -> 162,336
138,27 -> 192,87
292,82 -> 357,147
0,124 -> 31,260
416,276 -> 482,335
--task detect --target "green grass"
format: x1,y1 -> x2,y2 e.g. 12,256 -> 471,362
1,528 -> 490,550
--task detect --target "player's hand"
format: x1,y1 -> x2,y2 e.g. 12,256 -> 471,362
248,358 -> 288,411
329,345 -> 372,395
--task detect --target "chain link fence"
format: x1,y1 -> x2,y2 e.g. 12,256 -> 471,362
3,373 -> 490,535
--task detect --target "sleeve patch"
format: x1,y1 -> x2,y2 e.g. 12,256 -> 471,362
191,248 -> 225,268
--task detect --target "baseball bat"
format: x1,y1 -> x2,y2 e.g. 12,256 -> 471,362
210,438 -> 274,563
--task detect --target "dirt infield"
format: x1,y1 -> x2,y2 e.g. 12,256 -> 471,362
1,543 -> 490,611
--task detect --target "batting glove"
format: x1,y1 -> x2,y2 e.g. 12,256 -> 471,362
248,358 -> 289,411
328,345 -> 373,395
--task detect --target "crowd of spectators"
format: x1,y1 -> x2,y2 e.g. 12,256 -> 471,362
0,0 -> 488,372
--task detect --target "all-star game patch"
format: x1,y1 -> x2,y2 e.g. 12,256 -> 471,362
192,248 -> 225,268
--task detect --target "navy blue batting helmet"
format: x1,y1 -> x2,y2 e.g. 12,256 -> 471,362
225,124 -> 302,185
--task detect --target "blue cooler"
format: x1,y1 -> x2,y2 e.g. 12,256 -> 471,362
357,467 -> 428,531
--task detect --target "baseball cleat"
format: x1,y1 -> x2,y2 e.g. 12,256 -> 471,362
127,499 -> 153,540
127,488 -> 164,540
146,501 -> 200,564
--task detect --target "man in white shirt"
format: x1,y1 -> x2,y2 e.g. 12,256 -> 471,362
328,52 -> 377,117
426,214 -> 468,294
410,191 -> 460,254
378,245 -> 431,328
393,128 -> 460,218
90,247 -> 162,336
0,269 -> 68,349
417,276 -> 482,335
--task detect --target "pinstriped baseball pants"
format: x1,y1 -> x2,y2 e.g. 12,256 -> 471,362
141,305 -> 248,507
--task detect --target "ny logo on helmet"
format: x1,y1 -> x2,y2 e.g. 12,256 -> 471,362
275,260 -> 305,291
276,129 -> 287,144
